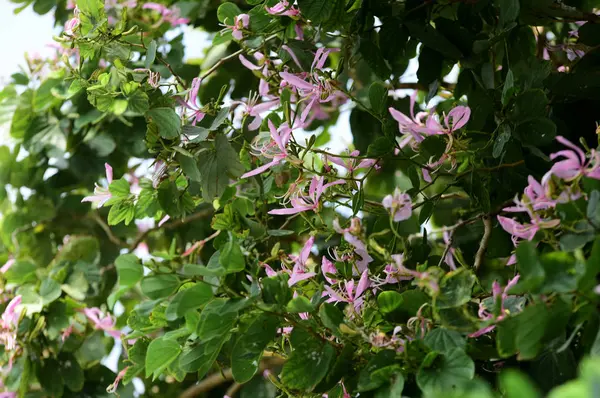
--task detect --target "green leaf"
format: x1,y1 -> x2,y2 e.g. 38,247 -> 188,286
36,359 -> 64,397
367,137 -> 394,157
231,314 -> 279,383
419,202 -> 434,225
502,70 -> 515,106
145,337 -> 181,380
262,274 -> 293,306
40,278 -> 61,305
515,303 -> 549,360
280,337 -> 335,391
165,282 -> 214,321
405,21 -> 463,59
424,328 -> 467,354
217,2 -> 243,24
497,0 -> 520,27
60,355 -> 84,392
357,350 -> 399,392
377,291 -> 404,315
416,349 -> 475,393
500,369 -> 541,398
493,124 -> 512,159
115,254 -> 143,288
374,375 -> 405,398
146,108 -> 181,139
369,82 -> 388,115
4,260 -> 37,284
179,338 -> 226,376
515,117 -> 556,146
515,241 -> 545,292
197,299 -> 238,340
297,0 -> 335,23
219,240 -> 245,273
286,296 -> 314,313
145,40 -> 157,68
176,152 -> 201,182
107,200 -> 135,226
197,134 -> 244,201
434,268 -> 476,309
141,274 -> 180,299
359,35 -> 391,79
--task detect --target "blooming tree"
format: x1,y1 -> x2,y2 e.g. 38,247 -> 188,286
1,0 -> 600,397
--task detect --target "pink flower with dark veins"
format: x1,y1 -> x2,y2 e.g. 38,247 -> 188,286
286,236 -> 316,286
178,77 -> 205,126
545,136 -> 600,182
382,188 -> 412,222
323,269 -> 371,313
323,150 -> 377,174
279,47 -> 343,123
241,120 -> 293,179
82,308 -> 122,339
81,163 -> 113,208
269,176 -> 345,215
224,14 -> 250,40
469,275 -> 520,338
266,1 -> 301,17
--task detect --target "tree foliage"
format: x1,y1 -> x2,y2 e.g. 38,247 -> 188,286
1,0 -> 600,396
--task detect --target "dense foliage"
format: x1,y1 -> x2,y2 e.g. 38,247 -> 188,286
2,0 -> 600,396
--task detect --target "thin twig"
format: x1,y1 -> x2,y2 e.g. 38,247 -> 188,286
474,216 -> 492,271
128,207 -> 214,251
178,357 -> 285,398
224,382 -> 243,397
90,212 -> 126,247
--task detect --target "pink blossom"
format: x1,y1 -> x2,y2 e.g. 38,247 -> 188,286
178,77 -> 205,125
61,324 -> 74,342
107,367 -> 128,394
497,215 -> 559,241
64,17 -> 80,35
233,92 -> 280,131
321,257 -> 338,284
143,3 -> 190,26
469,275 -> 520,338
0,296 -> 22,355
242,120 -> 293,178
0,259 -> 15,274
546,136 -> 600,181
266,1 -> 301,17
286,236 -> 316,286
269,176 -> 345,215
442,230 -> 457,270
81,163 -> 113,207
82,308 -> 121,339
382,188 -> 412,222
333,218 -> 373,273
324,269 -> 370,313
323,150 -> 377,173
383,254 -> 416,284
388,92 -> 431,148
279,48 -> 343,123
225,14 -> 250,40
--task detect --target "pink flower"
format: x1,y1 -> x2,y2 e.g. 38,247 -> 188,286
388,92 -> 431,149
82,308 -> 121,339
286,236 -> 316,286
382,188 -> 412,222
0,259 -> 15,274
324,269 -> 370,313
242,120 -> 293,178
107,367 -> 128,394
226,14 -> 250,40
61,324 -> 74,342
333,218 -> 373,273
0,296 -> 22,354
143,3 -> 189,26
426,106 -> 471,135
469,275 -> 520,338
321,257 -> 338,284
546,136 -> 600,181
266,1 -> 300,17
269,176 -> 345,215
64,17 -> 80,35
178,77 -> 205,125
234,92 -> 280,131
497,216 -> 539,241
443,230 -> 457,270
279,48 -> 342,123
323,150 -> 377,173
383,254 -> 417,284
81,163 -> 113,207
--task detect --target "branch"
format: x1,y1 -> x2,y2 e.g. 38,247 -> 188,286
90,212 -> 126,247
474,216 -> 492,271
128,207 -> 214,251
178,357 -> 285,398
